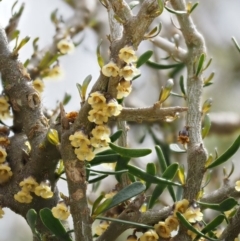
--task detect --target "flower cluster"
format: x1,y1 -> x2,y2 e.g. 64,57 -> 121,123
14,177 -> 53,203
88,91 -> 122,125
51,202 -> 70,220
0,95 -> 10,118
0,130 -> 12,184
69,130 -> 95,161
102,45 -> 140,99
139,229 -> 159,241
94,220 -> 110,236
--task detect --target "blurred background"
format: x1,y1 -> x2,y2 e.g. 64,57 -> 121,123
0,0 -> 240,240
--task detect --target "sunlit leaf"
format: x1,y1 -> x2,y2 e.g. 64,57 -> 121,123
81,75 -> 92,101
96,40 -> 104,68
92,194 -> 105,216
39,208 -> 72,241
136,51 -> 153,68
177,165 -> 185,185
207,135 -> 240,169
47,129 -> 60,145
109,142 -> 152,158
93,198 -> 113,216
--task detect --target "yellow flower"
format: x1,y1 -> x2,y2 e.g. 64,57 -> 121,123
174,199 -> 189,216
0,163 -> 13,184
0,146 -> 7,163
154,221 -> 171,238
90,137 -> 109,148
119,65 -> 140,81
74,146 -> 95,161
235,180 -> 240,191
0,96 -> 10,117
94,220 -> 110,236
88,91 -> 106,108
165,215 -> 179,231
14,190 -> 33,203
118,46 -> 138,64
32,78 -> 44,93
52,202 -> 70,220
126,234 -> 138,241
0,206 -> 4,218
117,79 -> 132,99
69,131 -> 90,148
34,182 -> 53,199
104,99 -> 123,117
88,109 -> 108,125
102,62 -> 119,77
0,136 -> 10,148
42,65 -> 64,79
91,125 -> 110,140
139,229 -> 159,241
57,38 -> 75,54
183,206 -> 203,223
19,176 -> 39,192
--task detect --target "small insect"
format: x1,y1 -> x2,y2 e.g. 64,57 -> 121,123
177,126 -> 190,145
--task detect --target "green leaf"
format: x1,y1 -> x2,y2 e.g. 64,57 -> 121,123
115,156 -> 131,182
148,163 -> 178,208
26,209 -> 41,241
88,174 -> 108,184
146,163 -> 156,190
109,142 -> 152,158
127,164 -> 181,187
87,168 -> 128,175
206,135 -> 240,169
100,182 -> 146,213
169,143 -> 186,153
136,51 -> 153,68
96,40 -> 104,68
202,114 -> 211,139
198,198 -> 238,212
91,154 -> 120,166
179,75 -> 186,96
204,72 -> 215,85
39,208 -> 72,241
176,212 -> 218,241
194,214 -> 225,241
47,129 -> 60,145
155,145 -> 167,172
92,194 -> 105,216
144,23 -> 162,39
62,93 -> 71,105
219,197 -> 238,211
147,60 -> 183,69
195,53 -> 205,76
93,198 -> 113,216
96,216 -> 153,229
165,6 -> 187,15
110,129 -> 123,142
81,75 -> 92,101
189,2 -> 199,14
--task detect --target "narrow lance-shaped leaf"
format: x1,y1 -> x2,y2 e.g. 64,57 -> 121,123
179,75 -> 186,96
188,2 -> 199,14
202,98 -> 213,114
148,163 -> 178,208
81,75 -> 92,101
39,208 -> 72,241
127,164 -> 181,187
155,145 -> 167,172
194,215 -> 225,241
202,114 -> 211,139
177,165 -> 185,185
93,198 -> 113,217
109,142 -> 152,158
88,174 -> 108,184
110,129 -> 123,142
96,40 -> 104,68
91,153 -> 120,166
169,143 -> 186,153
100,182 -> 146,214
206,135 -> 240,169
147,60 -> 183,69
164,5 -> 187,15
86,168 -> 128,175
92,194 -> 105,216
136,50 -> 153,68
146,163 -> 156,190
129,1 -> 140,10
204,72 -> 215,85
144,23 -> 162,39
96,216 -> 153,229
47,129 -> 60,145
176,212 -> 218,241
195,53 -> 205,76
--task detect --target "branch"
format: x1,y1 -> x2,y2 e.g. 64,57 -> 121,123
151,36 -> 188,61
116,105 -> 187,122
